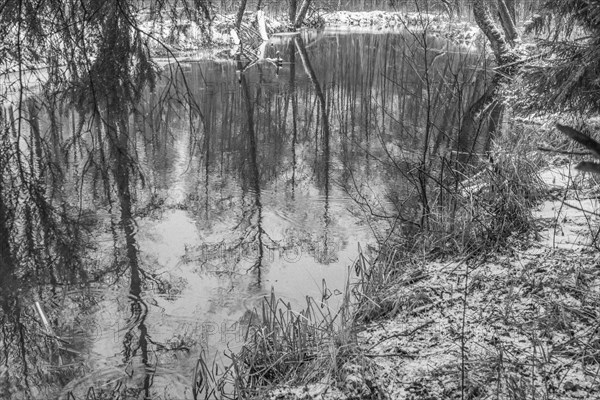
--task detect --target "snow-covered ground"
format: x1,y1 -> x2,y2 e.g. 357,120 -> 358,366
355,165 -> 600,400
262,164 -> 600,399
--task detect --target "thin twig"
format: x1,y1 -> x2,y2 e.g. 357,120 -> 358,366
367,320 -> 434,351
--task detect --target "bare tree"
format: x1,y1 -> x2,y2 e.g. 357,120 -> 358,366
473,0 -> 519,65
235,0 -> 249,30
456,0 -> 523,164
294,0 -> 313,29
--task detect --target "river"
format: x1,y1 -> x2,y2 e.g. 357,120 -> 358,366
0,28 -> 488,399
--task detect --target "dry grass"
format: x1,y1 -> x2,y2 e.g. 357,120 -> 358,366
366,120 -> 550,265
210,282 -> 377,399
353,246 -> 600,399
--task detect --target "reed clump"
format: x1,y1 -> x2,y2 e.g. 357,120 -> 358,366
392,122 -> 548,259
452,123 -> 545,251
354,121 -> 551,323
213,123 -> 556,397
218,284 -> 376,399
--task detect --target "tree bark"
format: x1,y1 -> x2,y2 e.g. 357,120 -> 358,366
473,0 -> 509,63
256,9 -> 268,41
194,0 -> 213,21
289,0 -> 297,24
294,0 -> 312,29
235,0 -> 248,31
505,0 -> 516,22
456,74 -> 501,165
497,0 -> 519,45
461,0 -> 523,165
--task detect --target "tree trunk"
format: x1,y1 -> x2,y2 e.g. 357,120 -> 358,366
460,0 -> 523,165
497,0 -> 519,45
456,74 -> 501,165
505,0 -> 516,22
235,0 -> 248,30
194,0 -> 213,21
289,0 -> 297,24
256,9 -> 268,41
473,0 -> 509,63
294,0 -> 312,29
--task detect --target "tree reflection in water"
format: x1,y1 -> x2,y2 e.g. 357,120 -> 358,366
0,26 -> 491,398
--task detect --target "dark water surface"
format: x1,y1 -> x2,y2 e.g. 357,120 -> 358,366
0,29 -> 487,399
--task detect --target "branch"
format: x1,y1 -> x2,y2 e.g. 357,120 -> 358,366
556,123 -> 600,159
537,146 -> 592,156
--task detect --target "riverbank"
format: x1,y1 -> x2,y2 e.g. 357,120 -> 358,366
357,168 -> 600,400
143,10 -> 482,57
228,118 -> 600,400
0,8 -> 483,100
321,11 -> 480,44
